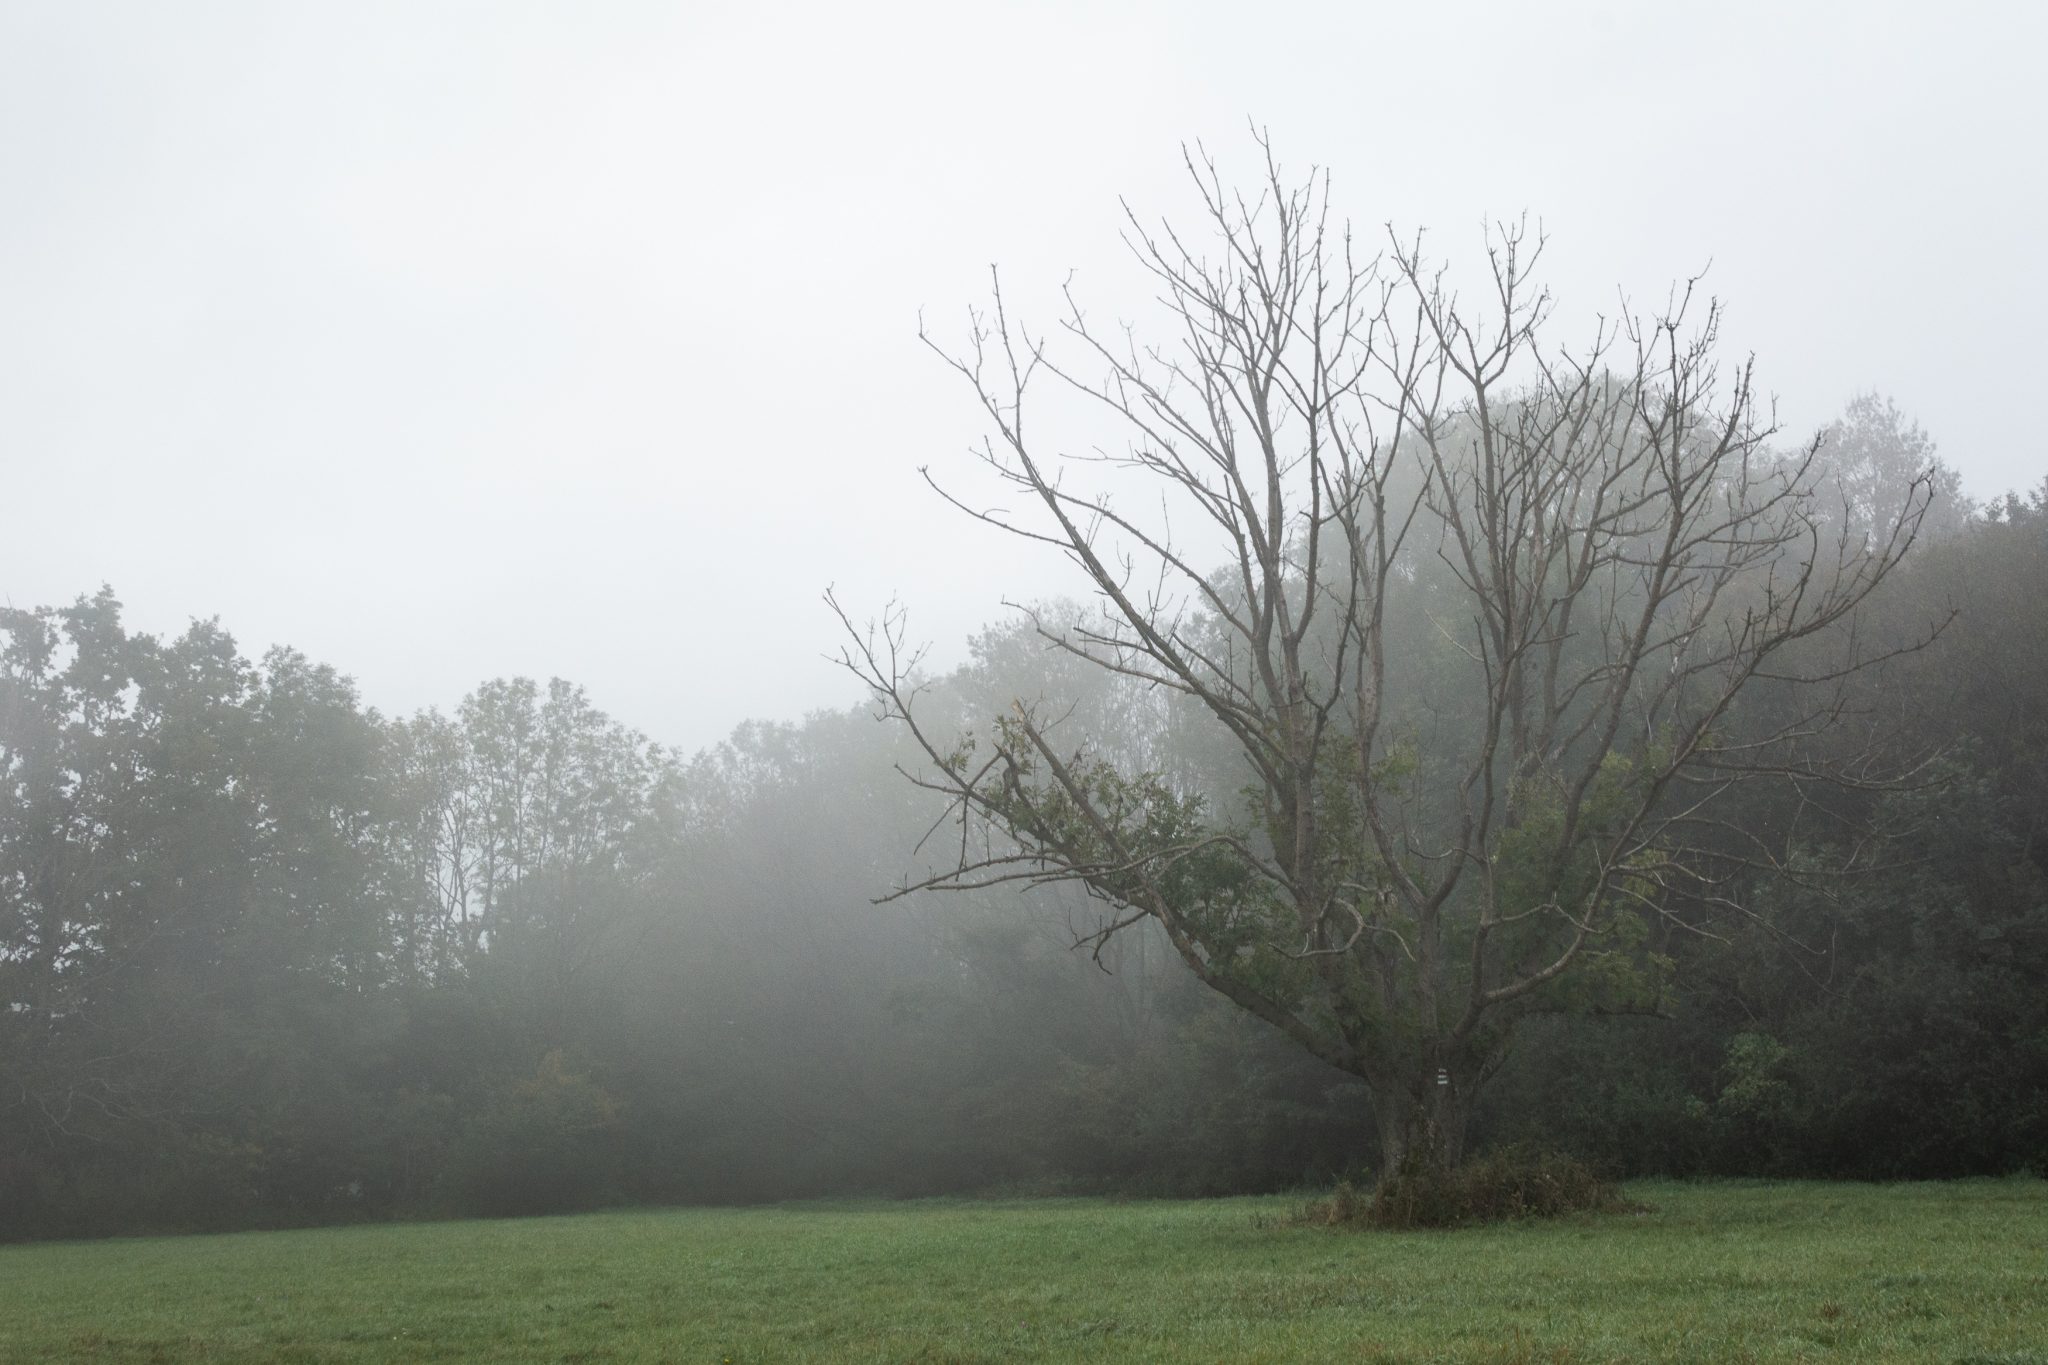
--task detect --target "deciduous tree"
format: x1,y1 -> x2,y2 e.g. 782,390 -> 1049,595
837,141 -> 1932,1177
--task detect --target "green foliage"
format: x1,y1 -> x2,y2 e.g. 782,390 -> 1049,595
442,1050 -> 624,1216
1716,1031 -> 1795,1118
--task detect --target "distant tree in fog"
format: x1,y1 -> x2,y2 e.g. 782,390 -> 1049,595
1814,392 -> 1968,545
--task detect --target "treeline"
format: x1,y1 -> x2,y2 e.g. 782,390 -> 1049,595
0,596 -> 1369,1239
1484,477 -> 2048,1179
4,472 -> 2045,1241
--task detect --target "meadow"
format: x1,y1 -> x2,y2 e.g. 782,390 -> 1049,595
3,1181 -> 2043,1363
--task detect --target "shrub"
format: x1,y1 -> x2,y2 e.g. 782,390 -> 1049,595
1300,1147 -> 1643,1229
440,1050 -> 625,1217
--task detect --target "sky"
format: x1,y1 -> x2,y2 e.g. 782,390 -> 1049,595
3,0 -> 2042,756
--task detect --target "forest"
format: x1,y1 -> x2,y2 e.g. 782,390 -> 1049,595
3,384 -> 2043,1240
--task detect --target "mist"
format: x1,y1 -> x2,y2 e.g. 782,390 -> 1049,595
4,2 -> 2046,1242
4,1 -> 2043,752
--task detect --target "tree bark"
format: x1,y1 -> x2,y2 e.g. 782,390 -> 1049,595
1374,1074 -> 1470,1182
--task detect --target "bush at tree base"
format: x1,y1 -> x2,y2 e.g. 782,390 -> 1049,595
1299,1148 -> 1644,1229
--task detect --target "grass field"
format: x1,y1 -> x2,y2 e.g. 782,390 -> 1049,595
3,1181 -> 2044,1363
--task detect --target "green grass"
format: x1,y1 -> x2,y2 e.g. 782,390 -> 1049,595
3,1181 -> 2044,1363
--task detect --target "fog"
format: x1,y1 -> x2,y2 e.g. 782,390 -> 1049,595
3,0 -> 2042,754
5,2 -> 2048,1245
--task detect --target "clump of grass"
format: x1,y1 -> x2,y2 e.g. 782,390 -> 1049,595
1300,1147 -> 1644,1229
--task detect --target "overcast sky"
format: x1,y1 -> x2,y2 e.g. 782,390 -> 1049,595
4,0 -> 2042,755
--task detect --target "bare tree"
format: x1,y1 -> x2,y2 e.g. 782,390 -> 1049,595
835,139 -> 1930,1178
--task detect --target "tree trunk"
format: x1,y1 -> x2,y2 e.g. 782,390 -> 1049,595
1374,1074 -> 1470,1184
